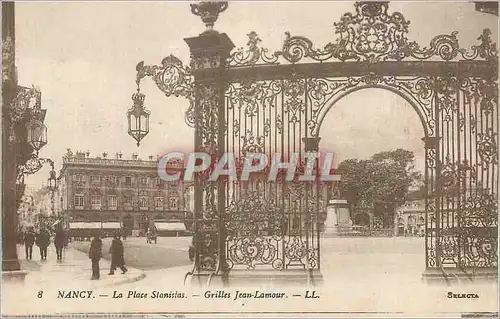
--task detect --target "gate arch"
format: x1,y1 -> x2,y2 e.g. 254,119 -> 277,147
314,84 -> 431,139
136,1 -> 498,285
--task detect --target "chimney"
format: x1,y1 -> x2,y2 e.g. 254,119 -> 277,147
132,153 -> 138,160
118,151 -> 123,159
102,152 -> 107,158
149,155 -> 153,161
86,151 -> 90,158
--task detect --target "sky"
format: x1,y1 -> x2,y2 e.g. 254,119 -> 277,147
14,1 -> 498,188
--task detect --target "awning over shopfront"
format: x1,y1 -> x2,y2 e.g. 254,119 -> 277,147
69,222 -> 101,229
102,222 -> 121,229
155,222 -> 186,231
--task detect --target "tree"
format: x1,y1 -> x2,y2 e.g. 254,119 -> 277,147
336,149 -> 422,228
335,158 -> 369,207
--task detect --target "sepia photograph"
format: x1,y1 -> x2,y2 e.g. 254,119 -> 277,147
1,1 -> 499,318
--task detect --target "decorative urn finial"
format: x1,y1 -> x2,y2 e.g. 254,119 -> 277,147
190,1 -> 228,33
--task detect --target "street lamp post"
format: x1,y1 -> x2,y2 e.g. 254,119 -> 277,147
48,162 -> 57,217
2,2 -> 51,273
129,1 -> 233,286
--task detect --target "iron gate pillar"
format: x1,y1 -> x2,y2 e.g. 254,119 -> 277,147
302,137 -> 324,286
185,30 -> 235,287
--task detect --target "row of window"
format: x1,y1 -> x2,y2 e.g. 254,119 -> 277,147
74,195 -> 179,210
73,174 -> 180,187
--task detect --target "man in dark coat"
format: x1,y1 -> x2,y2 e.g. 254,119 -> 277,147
24,227 -> 36,260
36,228 -> 50,260
54,226 -> 66,261
88,234 -> 102,280
108,234 -> 127,275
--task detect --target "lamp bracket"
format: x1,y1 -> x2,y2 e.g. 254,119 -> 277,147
16,155 -> 54,183
135,55 -> 195,127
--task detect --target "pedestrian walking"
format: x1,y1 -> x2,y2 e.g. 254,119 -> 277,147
36,228 -> 50,260
108,234 -> 128,275
54,225 -> 66,261
88,234 -> 102,280
24,227 -> 36,260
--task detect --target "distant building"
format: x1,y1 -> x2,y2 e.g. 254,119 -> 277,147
395,189 -> 425,236
59,149 -> 193,236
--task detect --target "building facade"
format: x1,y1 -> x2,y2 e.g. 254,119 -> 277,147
395,199 -> 425,237
59,149 -> 193,234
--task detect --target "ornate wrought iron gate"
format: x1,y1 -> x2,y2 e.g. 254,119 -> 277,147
136,2 -> 498,284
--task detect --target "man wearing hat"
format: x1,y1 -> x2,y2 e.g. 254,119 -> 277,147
88,232 -> 103,280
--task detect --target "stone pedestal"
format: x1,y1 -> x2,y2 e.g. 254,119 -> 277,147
324,200 -> 352,235
188,269 -> 323,288
422,267 -> 498,285
2,269 -> 28,282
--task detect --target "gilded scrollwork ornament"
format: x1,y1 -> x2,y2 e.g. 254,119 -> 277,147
477,128 -> 498,166
16,155 -> 54,184
241,130 -> 265,155
459,29 -> 498,62
135,56 -> 195,127
227,31 -> 279,67
129,1 -> 499,278
438,157 -> 470,197
224,191 -> 284,269
235,3 -> 496,66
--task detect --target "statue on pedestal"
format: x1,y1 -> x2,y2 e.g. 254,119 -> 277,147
324,180 -> 353,236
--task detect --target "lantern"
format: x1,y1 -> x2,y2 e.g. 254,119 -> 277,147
26,117 -> 47,153
127,91 -> 150,147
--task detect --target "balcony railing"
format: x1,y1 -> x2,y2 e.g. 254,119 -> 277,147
63,157 -> 167,168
